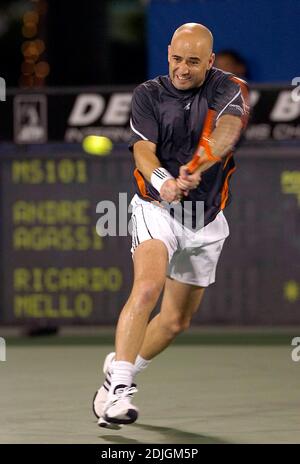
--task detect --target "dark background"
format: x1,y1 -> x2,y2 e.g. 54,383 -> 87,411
1,0 -> 299,88
0,0 -> 146,87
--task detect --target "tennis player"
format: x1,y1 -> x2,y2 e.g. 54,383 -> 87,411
93,22 -> 249,428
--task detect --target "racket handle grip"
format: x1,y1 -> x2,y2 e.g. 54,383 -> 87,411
186,156 -> 201,174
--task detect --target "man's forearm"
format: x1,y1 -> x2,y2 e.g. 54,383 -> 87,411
209,114 -> 243,159
133,140 -> 176,195
133,140 -> 181,202
133,145 -> 161,182
188,114 -> 243,174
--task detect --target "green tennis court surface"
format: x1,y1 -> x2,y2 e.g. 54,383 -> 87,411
0,334 -> 299,444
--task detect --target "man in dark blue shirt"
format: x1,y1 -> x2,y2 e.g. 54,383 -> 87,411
93,22 -> 249,428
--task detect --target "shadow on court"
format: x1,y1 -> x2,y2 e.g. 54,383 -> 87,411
1,343 -> 300,443
100,422 -> 230,444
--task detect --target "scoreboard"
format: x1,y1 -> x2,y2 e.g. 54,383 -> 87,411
0,145 -> 135,325
205,146 -> 300,325
0,144 -> 299,325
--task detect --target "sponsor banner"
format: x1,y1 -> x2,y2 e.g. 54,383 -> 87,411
0,86 -> 300,144
247,87 -> 300,142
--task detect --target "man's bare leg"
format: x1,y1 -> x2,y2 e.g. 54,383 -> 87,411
96,239 -> 168,426
114,239 -> 169,363
139,277 -> 205,360
101,253 -> 204,424
102,239 -> 169,423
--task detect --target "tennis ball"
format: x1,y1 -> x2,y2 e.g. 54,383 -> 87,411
82,135 -> 113,155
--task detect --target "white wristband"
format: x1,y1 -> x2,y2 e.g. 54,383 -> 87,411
151,167 -> 174,193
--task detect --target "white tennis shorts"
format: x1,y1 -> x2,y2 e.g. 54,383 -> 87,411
130,194 -> 230,287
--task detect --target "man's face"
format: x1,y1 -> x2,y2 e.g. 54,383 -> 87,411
168,34 -> 214,90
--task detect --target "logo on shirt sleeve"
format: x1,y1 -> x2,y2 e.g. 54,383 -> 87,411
229,103 -> 244,114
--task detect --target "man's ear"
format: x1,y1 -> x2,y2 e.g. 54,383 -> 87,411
168,45 -> 171,63
208,53 -> 215,70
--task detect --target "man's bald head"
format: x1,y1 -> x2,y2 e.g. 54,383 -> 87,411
168,23 -> 215,90
171,23 -> 214,54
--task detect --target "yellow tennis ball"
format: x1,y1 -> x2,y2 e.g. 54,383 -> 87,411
82,135 -> 113,155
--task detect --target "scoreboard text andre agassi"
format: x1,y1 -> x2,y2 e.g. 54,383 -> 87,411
2,156 -> 127,323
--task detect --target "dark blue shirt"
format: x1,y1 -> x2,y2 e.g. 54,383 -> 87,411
129,68 -> 248,227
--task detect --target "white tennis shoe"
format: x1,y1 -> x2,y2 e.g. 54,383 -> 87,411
103,384 -> 139,425
93,352 -> 124,430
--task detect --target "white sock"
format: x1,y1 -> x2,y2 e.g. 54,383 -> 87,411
134,355 -> 151,375
110,360 -> 135,394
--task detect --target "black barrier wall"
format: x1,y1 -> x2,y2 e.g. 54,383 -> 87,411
0,144 -> 299,326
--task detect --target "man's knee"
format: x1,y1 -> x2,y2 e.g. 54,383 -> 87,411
161,314 -> 191,337
132,280 -> 163,309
